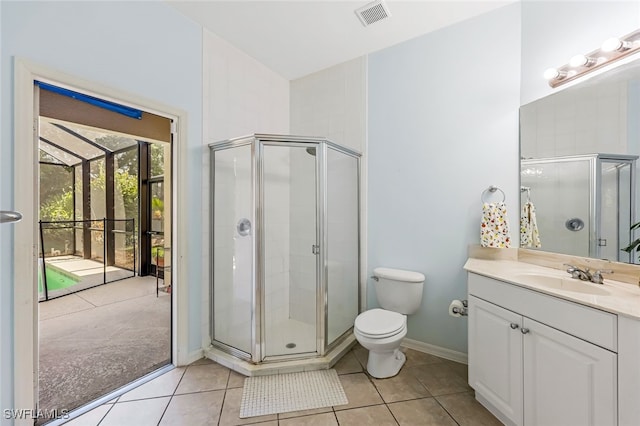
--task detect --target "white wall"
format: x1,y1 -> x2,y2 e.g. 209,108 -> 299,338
0,2 -> 5,422
0,1 -> 202,418
201,29 -> 290,346
203,30 -> 290,143
367,4 -> 521,354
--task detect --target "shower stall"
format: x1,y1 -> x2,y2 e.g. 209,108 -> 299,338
208,134 -> 360,369
521,153 -> 637,262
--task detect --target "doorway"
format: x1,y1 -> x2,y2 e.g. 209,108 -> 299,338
12,61 -> 187,425
36,115 -> 173,416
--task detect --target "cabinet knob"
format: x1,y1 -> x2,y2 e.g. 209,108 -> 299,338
510,323 -> 519,330
520,328 -> 530,334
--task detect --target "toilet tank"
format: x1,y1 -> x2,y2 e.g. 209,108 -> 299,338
373,267 -> 425,314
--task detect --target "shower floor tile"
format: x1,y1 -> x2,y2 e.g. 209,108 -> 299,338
265,318 -> 316,356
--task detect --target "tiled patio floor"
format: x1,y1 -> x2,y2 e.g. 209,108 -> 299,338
38,276 -> 171,418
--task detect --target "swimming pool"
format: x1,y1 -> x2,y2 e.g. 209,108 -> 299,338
38,266 -> 80,293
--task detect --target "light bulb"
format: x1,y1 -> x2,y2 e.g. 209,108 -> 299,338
601,37 -> 632,52
543,68 -> 566,80
569,54 -> 595,67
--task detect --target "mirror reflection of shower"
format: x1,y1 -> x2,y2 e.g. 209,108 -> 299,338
520,153 -> 637,263
209,134 -> 360,368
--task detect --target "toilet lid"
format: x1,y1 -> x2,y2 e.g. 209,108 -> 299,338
355,309 -> 406,338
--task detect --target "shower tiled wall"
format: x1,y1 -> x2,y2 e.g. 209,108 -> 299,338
212,146 -> 254,353
202,28 -> 290,348
520,80 -> 628,159
290,57 -> 366,153
288,149 -> 318,325
289,56 -> 366,329
263,147 -> 292,330
521,159 -> 591,257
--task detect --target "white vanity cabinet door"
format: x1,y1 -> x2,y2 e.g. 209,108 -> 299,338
469,296 -> 524,426
523,318 -> 617,426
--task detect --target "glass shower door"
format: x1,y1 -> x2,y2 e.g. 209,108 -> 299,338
326,147 -> 359,346
262,143 -> 318,358
599,160 -> 633,262
212,144 -> 254,356
521,158 -> 592,257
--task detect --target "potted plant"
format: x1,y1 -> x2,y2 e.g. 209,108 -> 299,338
621,221 -> 640,260
152,246 -> 165,267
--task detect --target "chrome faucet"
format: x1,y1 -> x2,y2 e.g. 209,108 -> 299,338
564,264 -> 613,284
564,264 -> 592,281
590,269 -> 613,284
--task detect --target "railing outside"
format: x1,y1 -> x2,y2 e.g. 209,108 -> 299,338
38,218 -> 136,301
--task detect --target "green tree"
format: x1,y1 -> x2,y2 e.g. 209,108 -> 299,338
39,162 -> 73,214
116,168 -> 139,220
40,190 -> 73,221
38,140 -> 165,224
150,143 -> 165,177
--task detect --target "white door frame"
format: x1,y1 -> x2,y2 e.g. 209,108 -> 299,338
13,58 -> 190,422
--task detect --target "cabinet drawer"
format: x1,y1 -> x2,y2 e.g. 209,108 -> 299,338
469,273 -> 617,352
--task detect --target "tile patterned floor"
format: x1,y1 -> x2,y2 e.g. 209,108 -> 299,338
64,345 -> 503,426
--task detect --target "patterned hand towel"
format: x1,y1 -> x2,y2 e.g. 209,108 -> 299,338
520,201 -> 541,248
481,202 -> 511,248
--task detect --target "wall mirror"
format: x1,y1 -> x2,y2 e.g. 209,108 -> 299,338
520,58 -> 640,264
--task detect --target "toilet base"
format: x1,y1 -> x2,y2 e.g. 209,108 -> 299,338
366,348 -> 407,379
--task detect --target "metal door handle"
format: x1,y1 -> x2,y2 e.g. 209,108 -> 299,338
521,328 -> 530,334
510,323 -> 519,330
0,211 -> 22,224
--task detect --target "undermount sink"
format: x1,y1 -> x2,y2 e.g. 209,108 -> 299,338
514,273 -> 611,296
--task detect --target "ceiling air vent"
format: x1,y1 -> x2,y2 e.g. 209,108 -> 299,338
355,0 -> 391,27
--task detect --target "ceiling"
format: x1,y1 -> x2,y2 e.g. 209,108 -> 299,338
167,0 -> 515,80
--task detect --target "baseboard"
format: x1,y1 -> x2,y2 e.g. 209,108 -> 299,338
401,338 -> 468,364
476,392 -> 516,426
182,348 -> 205,366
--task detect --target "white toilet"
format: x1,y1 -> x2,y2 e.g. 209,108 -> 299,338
354,267 -> 425,378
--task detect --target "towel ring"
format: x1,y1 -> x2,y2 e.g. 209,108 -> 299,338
481,185 -> 505,203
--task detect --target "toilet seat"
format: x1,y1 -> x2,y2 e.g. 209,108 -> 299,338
355,308 -> 406,339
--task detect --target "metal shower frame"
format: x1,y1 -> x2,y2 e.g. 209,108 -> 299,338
209,134 -> 362,364
521,153 -> 638,261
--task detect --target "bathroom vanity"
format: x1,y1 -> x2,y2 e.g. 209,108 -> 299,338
465,257 -> 640,426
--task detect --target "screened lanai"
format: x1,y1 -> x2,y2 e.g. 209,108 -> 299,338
38,117 -> 168,301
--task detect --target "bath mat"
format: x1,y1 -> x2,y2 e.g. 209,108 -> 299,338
239,369 -> 348,418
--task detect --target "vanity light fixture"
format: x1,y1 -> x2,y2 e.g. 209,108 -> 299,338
545,28 -> 640,88
601,37 -> 632,53
543,68 -> 567,81
569,54 -> 596,68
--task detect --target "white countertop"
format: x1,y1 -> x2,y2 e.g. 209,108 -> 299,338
464,258 -> 640,320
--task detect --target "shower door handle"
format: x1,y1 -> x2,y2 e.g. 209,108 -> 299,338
0,210 -> 22,224
311,244 -> 320,255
